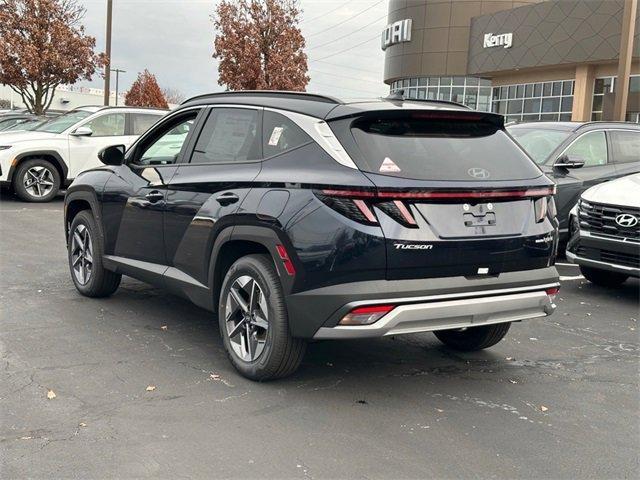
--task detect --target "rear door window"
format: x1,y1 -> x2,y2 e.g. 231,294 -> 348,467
610,130 -> 640,163
348,113 -> 542,181
191,108 -> 261,164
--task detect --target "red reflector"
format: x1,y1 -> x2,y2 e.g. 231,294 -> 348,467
350,305 -> 395,315
545,287 -> 560,296
276,244 -> 295,276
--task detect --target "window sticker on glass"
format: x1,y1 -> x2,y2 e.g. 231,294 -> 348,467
268,126 -> 284,146
380,157 -> 401,173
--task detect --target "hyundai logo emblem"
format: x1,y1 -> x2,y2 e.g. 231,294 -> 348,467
615,213 -> 639,228
468,167 -> 490,179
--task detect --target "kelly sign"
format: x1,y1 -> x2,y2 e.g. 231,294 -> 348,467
483,32 -> 513,49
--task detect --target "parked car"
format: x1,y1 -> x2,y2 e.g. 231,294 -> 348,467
0,106 -> 166,202
0,113 -> 40,131
507,122 -> 640,241
567,173 -> 639,286
64,91 -> 560,381
0,117 -> 48,133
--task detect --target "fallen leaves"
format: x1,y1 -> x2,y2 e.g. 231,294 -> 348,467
146,385 -> 156,392
540,405 -> 549,412
46,389 -> 56,400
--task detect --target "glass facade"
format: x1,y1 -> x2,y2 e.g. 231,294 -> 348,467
491,80 -> 574,123
592,75 -> 640,122
390,76 -> 492,112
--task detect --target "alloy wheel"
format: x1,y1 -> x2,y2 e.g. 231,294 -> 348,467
70,224 -> 93,285
225,275 -> 269,362
23,166 -> 55,198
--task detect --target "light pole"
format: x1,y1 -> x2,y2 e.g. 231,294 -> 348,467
103,0 -> 113,106
112,69 -> 126,105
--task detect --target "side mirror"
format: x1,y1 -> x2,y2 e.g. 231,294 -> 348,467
98,144 -> 125,166
71,126 -> 93,137
555,154 -> 585,169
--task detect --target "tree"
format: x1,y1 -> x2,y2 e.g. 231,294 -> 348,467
161,87 -> 186,104
0,0 -> 104,115
124,70 -> 169,109
212,0 -> 309,91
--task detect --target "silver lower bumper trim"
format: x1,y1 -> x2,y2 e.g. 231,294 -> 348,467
566,251 -> 639,276
313,289 -> 556,339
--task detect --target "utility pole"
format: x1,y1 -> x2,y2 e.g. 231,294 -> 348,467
103,0 -> 113,106
112,69 -> 126,105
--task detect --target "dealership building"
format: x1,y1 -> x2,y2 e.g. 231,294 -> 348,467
382,0 -> 639,122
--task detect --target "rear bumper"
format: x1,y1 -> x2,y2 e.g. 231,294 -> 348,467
286,266 -> 559,338
313,289 -> 556,339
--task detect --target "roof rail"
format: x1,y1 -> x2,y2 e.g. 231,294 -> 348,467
181,90 -> 344,106
575,120 -> 638,129
385,89 -> 471,109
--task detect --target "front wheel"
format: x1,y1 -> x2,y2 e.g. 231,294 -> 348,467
13,159 -> 61,202
434,323 -> 511,351
580,266 -> 628,287
219,254 -> 306,381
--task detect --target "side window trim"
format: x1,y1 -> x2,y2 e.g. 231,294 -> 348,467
127,108 -> 203,166
186,106 -> 264,165
555,129 -> 608,167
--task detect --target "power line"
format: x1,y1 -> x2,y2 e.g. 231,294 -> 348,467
310,69 -> 382,85
309,33 -> 381,62
306,0 -> 385,38
307,13 -> 387,51
309,59 -> 381,75
300,1 -> 351,24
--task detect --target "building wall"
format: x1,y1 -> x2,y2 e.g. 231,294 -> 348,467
383,0 -> 543,84
0,84 -> 125,112
468,0 -> 640,75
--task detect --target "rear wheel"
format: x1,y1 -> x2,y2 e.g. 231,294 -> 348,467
580,266 -> 628,287
13,159 -> 61,202
219,254 -> 306,381
68,210 -> 121,297
434,323 -> 511,351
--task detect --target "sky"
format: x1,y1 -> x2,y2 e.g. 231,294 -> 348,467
77,0 -> 390,100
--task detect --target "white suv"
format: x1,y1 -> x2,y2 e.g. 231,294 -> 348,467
0,106 -> 166,202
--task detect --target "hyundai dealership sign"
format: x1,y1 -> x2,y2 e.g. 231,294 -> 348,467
381,19 -> 412,50
483,32 -> 513,49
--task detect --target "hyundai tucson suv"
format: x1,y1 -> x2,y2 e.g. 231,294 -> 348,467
64,91 -> 560,380
0,106 -> 166,202
567,173 -> 639,286
508,122 -> 640,241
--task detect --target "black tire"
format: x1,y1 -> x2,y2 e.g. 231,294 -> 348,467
13,158 -> 61,202
434,322 -> 511,351
580,266 -> 628,287
218,254 -> 306,381
68,210 -> 121,298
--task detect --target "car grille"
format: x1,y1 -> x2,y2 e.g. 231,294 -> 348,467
576,246 -> 640,269
578,201 -> 640,242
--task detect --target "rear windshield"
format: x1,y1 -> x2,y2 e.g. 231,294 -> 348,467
507,127 -> 571,165
349,115 -> 542,181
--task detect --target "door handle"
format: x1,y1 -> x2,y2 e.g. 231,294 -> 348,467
145,190 -> 165,203
216,192 -> 239,206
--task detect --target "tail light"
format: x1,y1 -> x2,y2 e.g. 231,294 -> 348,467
534,196 -> 556,223
339,305 -> 395,325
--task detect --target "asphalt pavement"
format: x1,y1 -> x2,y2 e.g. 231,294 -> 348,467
1,193 -> 638,479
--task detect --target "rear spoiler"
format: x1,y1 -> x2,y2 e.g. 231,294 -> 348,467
328,107 -> 504,128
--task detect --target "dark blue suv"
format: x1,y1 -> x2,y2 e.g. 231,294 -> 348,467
64,91 -> 560,380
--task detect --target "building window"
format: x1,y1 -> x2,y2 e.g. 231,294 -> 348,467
389,76 -> 492,112
492,80 -> 575,122
591,75 -> 639,122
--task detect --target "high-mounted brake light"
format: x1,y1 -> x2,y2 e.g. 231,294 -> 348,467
275,244 -> 296,276
339,305 -> 395,326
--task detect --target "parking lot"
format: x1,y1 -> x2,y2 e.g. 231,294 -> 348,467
1,194 -> 638,479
